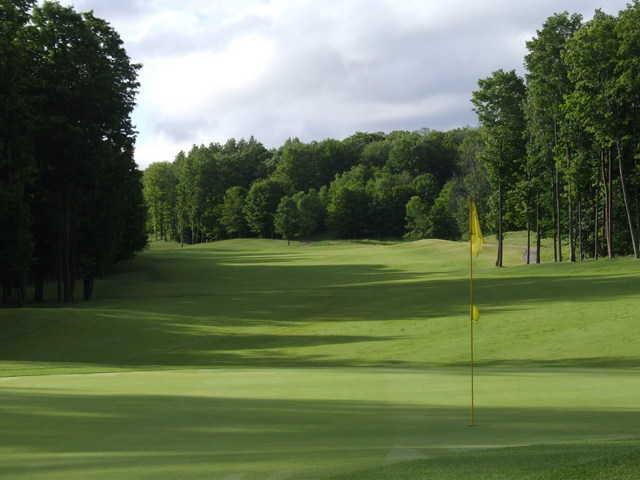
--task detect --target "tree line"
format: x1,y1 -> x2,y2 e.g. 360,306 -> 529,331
1,1 -> 146,306
473,5 -> 640,266
144,5 -> 640,267
143,129 -> 488,246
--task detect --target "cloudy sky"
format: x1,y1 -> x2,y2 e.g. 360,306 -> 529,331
63,0 -> 628,168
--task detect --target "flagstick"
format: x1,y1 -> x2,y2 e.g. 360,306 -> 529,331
469,200 -> 475,427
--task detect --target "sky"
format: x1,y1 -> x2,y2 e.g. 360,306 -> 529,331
62,0 -> 629,168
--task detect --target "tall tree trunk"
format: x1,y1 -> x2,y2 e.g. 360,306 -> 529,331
16,273 -> 25,308
566,150 -> 576,262
594,186 -> 599,260
83,276 -> 94,301
608,149 -> 613,259
552,176 -> 558,263
496,182 -> 503,267
578,199 -> 583,262
555,164 -> 562,262
636,187 -> 640,257
62,191 -> 75,303
57,212 -> 63,303
536,193 -> 541,264
1,280 -> 9,305
569,190 -> 575,262
526,219 -> 531,265
63,198 -> 71,302
601,152 -> 612,259
526,171 -> 531,265
615,141 -> 638,258
34,270 -> 44,303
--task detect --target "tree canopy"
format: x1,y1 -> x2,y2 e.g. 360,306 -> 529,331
1,1 -> 146,305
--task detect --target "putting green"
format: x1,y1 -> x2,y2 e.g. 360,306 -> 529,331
1,235 -> 639,478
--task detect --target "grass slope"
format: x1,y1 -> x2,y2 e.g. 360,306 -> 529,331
1,234 -> 639,479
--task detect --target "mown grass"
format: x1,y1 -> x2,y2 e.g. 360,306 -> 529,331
0,233 -> 639,479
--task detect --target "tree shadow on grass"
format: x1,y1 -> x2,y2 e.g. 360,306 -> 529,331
0,388 -> 639,479
1,249 -> 639,371
96,254 -> 640,321
443,357 -> 640,370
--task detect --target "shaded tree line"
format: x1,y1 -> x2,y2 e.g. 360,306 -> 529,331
1,1 -> 146,306
144,129 -> 489,245
473,4 -> 640,266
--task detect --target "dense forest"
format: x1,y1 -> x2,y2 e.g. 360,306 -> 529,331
145,5 -> 640,266
0,1 -> 146,306
474,5 -> 640,266
143,129 -> 486,246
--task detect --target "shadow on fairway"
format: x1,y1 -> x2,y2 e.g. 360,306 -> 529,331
90,250 -> 640,322
1,249 -> 639,371
0,388 -> 639,479
443,357 -> 640,370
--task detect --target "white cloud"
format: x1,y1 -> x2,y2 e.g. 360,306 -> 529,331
61,0 -> 630,168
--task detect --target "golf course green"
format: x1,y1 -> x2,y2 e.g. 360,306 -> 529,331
1,235 -> 639,479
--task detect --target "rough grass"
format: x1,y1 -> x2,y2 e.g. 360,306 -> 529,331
0,233 -> 639,479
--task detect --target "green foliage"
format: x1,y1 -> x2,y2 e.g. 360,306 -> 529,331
293,189 -> 325,237
404,196 -> 430,239
275,138 -> 357,192
429,182 -> 462,240
274,196 -> 301,242
326,166 -> 373,238
1,1 -> 145,304
220,187 -> 248,238
472,69 -> 527,265
367,170 -> 415,237
143,163 -> 177,240
563,11 -> 620,147
360,139 -> 390,167
167,139 -> 271,243
0,0 -> 35,302
472,70 -> 527,187
387,131 -> 457,184
143,127 -> 477,245
405,182 -> 462,241
275,139 -> 317,191
617,2 -> 640,143
244,178 -> 287,238
412,173 -> 439,205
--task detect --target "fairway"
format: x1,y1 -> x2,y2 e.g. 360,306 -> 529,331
1,237 -> 639,479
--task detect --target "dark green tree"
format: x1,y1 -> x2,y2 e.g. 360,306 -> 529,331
26,2 -> 144,302
244,178 -> 287,238
0,0 -> 35,305
274,196 -> 301,245
525,12 -> 582,262
429,182 -> 461,240
404,196 -> 430,240
472,69 -> 527,267
143,162 -> 177,240
293,189 -> 325,237
221,186 -> 248,238
564,10 -> 638,258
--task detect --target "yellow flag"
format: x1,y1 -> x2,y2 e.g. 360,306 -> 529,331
469,201 -> 483,257
472,304 -> 480,321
